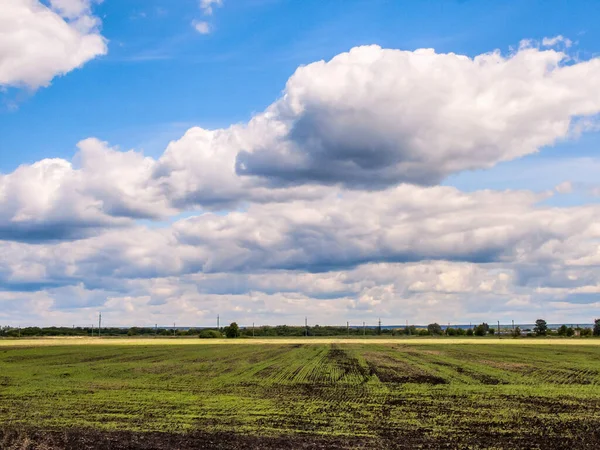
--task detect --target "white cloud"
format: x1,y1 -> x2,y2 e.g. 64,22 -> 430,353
542,35 -> 573,48
3,41 -> 600,324
3,43 -> 600,235
0,138 -> 174,241
49,0 -> 99,19
235,45 -> 600,188
0,0 -> 107,89
192,21 -> 211,35
199,0 -> 222,15
555,181 -> 573,194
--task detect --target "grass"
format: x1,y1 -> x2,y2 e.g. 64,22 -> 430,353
1,341 -> 599,448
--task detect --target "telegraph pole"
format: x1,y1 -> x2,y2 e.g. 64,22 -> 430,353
498,321 -> 500,335
363,321 -> 366,337
347,321 -> 349,337
217,315 -> 220,330
252,322 -> 255,337
173,323 -> 176,336
155,324 -> 158,336
98,312 -> 102,337
512,320 -> 515,334
378,318 -> 382,335
305,317 -> 308,337
406,319 -> 410,336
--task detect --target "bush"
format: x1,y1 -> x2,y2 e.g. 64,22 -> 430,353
199,329 -> 222,339
581,328 -> 592,337
557,325 -> 568,336
456,328 -> 466,336
594,319 -> 600,337
566,327 -> 575,337
402,326 -> 418,335
418,329 -> 430,336
446,327 -> 457,336
513,326 -> 521,337
466,328 -> 474,336
474,324 -> 487,336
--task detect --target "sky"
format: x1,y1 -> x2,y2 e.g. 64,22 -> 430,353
1,0 -> 600,328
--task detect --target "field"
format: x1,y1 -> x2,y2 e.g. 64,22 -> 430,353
1,339 -> 600,449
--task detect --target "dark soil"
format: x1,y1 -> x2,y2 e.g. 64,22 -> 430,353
0,428 -> 376,450
2,426 -> 600,450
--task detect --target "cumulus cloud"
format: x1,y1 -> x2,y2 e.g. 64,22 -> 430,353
192,21 -> 211,34
3,42 -> 600,237
0,0 -> 107,89
235,45 -> 600,188
199,0 -> 222,15
0,138 -> 174,242
3,40 -> 600,324
542,35 -> 573,48
2,185 -> 599,284
555,181 -> 573,194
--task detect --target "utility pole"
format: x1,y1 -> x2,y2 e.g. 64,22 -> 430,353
406,319 -> 410,336
378,318 -> 382,335
98,312 -> 102,337
92,323 -> 94,337
155,324 -> 158,336
173,323 -> 176,336
347,321 -> 349,337
498,321 -> 500,335
363,321 -> 366,337
217,315 -> 220,330
512,320 -> 515,334
305,317 -> 308,337
252,322 -> 255,337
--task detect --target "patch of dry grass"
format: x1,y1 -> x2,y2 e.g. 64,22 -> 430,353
1,337 -> 599,347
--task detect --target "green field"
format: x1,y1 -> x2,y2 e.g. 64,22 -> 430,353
1,341 -> 600,449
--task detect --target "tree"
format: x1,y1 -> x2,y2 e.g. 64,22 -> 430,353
594,319 -> 600,337
225,322 -> 240,338
466,328 -> 474,336
533,319 -> 548,336
557,325 -> 568,336
427,323 -> 443,335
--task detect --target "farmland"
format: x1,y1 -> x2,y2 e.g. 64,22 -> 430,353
1,340 -> 600,449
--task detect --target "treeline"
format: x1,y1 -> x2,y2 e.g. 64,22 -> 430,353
0,326 -> 206,338
2,319 -> 599,338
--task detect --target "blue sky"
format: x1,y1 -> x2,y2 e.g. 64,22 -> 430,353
3,0 -> 600,170
1,0 -> 600,327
